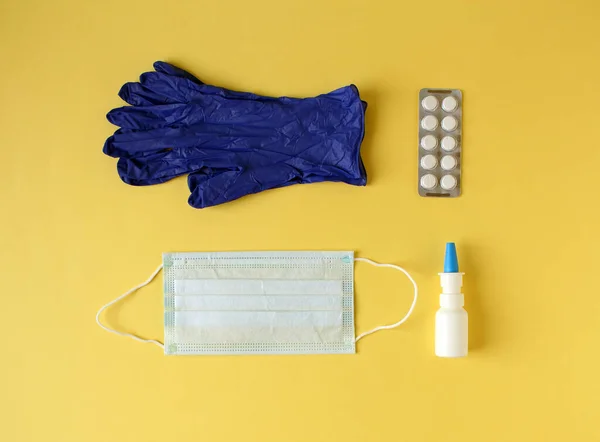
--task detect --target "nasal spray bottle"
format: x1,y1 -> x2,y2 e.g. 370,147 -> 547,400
435,243 -> 468,357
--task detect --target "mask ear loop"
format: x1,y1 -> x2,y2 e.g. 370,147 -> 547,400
95,264 -> 165,349
354,257 -> 418,343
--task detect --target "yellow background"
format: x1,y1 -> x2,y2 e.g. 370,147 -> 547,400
2,0 -> 599,440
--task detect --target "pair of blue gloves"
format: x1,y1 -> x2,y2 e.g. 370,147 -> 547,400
104,62 -> 367,208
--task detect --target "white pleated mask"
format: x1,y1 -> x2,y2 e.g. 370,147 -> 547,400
96,251 -> 417,355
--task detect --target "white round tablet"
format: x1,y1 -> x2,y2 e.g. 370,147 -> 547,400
421,95 -> 439,111
442,96 -> 458,112
440,174 -> 457,190
420,174 -> 438,190
420,154 -> 438,170
441,136 -> 457,151
441,116 -> 458,132
420,135 -> 438,151
440,155 -> 457,170
421,115 -> 438,131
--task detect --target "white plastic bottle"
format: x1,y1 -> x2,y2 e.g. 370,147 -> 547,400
435,243 -> 468,358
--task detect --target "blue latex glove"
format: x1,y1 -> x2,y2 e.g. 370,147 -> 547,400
104,62 -> 367,208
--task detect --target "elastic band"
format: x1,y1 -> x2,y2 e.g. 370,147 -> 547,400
95,264 -> 165,349
354,257 -> 418,343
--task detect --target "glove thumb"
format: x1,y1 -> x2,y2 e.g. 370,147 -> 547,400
187,165 -> 301,209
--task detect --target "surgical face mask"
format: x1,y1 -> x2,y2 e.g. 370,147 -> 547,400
96,251 -> 417,355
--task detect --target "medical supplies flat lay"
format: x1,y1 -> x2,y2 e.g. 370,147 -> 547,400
418,89 -> 462,197
96,252 -> 417,355
435,243 -> 468,357
99,62 -> 470,357
103,62 -> 367,208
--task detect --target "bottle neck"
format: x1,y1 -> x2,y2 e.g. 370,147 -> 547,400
440,293 -> 464,308
439,272 -> 464,293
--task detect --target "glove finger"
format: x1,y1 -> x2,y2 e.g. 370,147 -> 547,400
103,129 -> 179,158
110,87 -> 262,130
187,164 -> 300,209
106,103 -> 192,130
103,123 -> 264,158
116,155 -> 197,185
139,71 -> 202,103
122,73 -> 256,110
153,61 -> 204,85
105,133 -> 235,158
118,82 -> 180,106
152,62 -> 270,102
142,71 -> 265,104
117,156 -> 231,186
116,146 -> 248,184
118,62 -> 203,106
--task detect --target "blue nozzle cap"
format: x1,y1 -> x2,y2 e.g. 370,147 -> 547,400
444,242 -> 459,273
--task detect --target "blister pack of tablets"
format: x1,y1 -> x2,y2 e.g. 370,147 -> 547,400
418,89 -> 462,197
